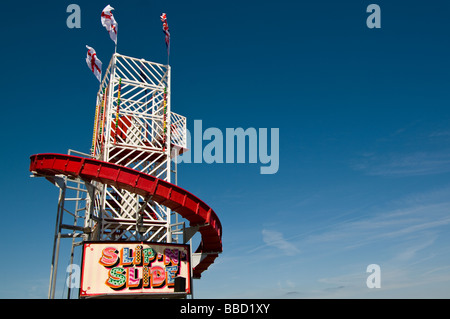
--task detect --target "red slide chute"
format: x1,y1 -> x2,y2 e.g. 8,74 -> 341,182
29,153 -> 222,278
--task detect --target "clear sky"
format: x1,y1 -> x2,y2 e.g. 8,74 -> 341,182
1,0 -> 450,299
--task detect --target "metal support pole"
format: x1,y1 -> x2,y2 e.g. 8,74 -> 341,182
48,177 -> 66,299
84,182 -> 97,241
67,179 -> 82,299
166,64 -> 172,244
190,239 -> 194,299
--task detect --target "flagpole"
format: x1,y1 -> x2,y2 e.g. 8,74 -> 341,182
161,13 -> 170,66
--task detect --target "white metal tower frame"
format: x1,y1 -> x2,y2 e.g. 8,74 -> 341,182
89,53 -> 187,244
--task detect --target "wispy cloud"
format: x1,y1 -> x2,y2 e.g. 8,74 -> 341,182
304,201 -> 450,250
429,130 -> 450,138
313,262 -> 450,299
262,229 -> 300,256
352,150 -> 450,177
289,187 -> 450,297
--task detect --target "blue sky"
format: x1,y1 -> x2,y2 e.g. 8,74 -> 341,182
1,0 -> 450,298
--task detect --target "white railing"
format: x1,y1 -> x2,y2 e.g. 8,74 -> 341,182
171,112 -> 187,149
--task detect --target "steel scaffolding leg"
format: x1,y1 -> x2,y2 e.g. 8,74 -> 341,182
48,176 -> 66,299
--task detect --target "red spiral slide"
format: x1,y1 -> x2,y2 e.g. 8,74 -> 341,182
29,153 -> 222,279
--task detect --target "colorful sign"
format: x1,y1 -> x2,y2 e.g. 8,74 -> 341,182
80,241 -> 191,297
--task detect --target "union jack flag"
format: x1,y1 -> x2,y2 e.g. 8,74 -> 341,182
160,13 -> 170,55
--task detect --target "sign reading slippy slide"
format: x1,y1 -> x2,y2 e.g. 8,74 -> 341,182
80,241 -> 191,297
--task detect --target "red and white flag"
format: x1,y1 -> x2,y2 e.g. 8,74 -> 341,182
86,45 -> 102,82
101,5 -> 118,44
160,13 -> 170,55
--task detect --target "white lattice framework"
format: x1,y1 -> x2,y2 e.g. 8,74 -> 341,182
88,53 -> 187,243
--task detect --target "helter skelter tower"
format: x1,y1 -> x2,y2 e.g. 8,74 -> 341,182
91,54 -> 178,243
29,52 -> 222,298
